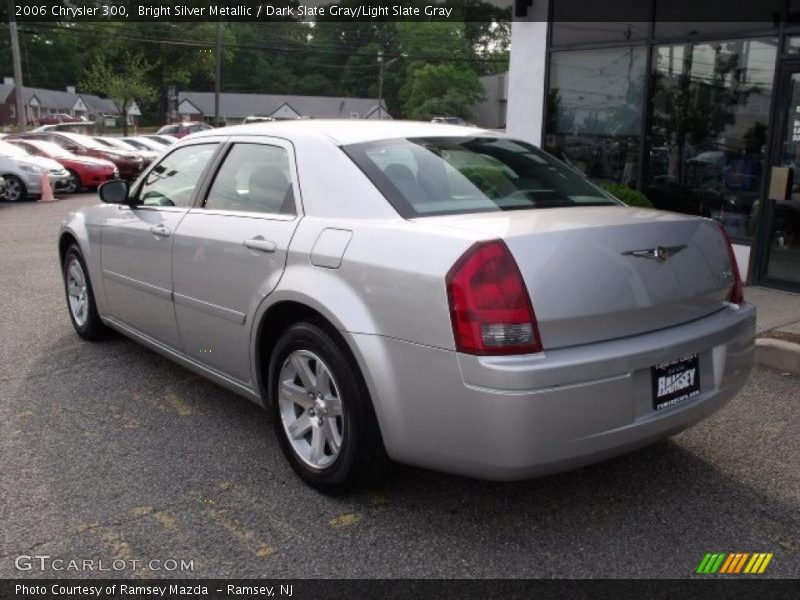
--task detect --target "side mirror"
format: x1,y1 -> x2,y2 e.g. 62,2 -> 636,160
98,179 -> 131,205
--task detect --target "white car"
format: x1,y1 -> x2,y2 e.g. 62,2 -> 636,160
93,137 -> 160,163
0,140 -> 70,201
119,136 -> 168,153
142,134 -> 179,146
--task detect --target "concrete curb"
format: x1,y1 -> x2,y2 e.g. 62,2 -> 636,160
755,338 -> 800,374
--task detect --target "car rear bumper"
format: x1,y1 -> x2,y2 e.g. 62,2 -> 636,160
346,303 -> 755,480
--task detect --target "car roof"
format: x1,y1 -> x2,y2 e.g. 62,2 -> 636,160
189,119 -> 498,146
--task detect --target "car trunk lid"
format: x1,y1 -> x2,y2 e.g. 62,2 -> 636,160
422,206 -> 736,349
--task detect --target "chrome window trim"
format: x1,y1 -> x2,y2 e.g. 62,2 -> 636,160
187,207 -> 297,222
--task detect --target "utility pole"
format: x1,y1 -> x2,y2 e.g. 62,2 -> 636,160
376,52 -> 405,120
214,21 -> 222,126
8,0 -> 26,131
377,50 -> 384,120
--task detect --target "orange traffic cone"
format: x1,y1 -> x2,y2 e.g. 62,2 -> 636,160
39,171 -> 56,202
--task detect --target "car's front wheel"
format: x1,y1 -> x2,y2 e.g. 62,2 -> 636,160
4,175 -> 26,202
269,321 -> 384,494
64,169 -> 81,194
62,244 -> 109,340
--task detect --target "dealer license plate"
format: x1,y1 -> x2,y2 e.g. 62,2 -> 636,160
651,354 -> 700,410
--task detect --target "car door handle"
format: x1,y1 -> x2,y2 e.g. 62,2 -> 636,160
149,225 -> 171,237
243,238 -> 277,253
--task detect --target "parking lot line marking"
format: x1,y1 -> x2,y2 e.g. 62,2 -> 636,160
256,545 -> 276,558
329,514 -> 359,528
154,511 -> 178,532
164,393 -> 194,416
203,507 -> 277,557
131,506 -> 154,517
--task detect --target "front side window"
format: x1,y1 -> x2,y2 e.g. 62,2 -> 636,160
137,143 -> 217,207
344,137 -> 618,218
204,143 -> 296,215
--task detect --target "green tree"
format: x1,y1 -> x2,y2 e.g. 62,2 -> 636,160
402,63 -> 484,120
81,53 -> 157,135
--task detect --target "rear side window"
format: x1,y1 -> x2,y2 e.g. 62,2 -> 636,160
343,137 -> 618,218
137,143 -> 217,207
204,143 -> 296,215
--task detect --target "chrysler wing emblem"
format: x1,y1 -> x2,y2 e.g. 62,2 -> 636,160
622,244 -> 687,263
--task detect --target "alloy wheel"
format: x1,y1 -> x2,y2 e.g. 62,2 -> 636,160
64,171 -> 79,194
65,257 -> 89,327
5,177 -> 23,202
278,350 -> 344,470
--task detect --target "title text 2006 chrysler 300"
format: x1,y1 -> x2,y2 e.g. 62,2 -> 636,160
59,121 -> 755,493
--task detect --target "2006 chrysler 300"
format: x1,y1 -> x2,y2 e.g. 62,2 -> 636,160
59,121 -> 755,493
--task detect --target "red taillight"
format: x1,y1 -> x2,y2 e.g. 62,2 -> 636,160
446,240 -> 542,355
716,223 -> 744,304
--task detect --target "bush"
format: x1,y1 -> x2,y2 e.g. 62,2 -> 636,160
598,181 -> 654,208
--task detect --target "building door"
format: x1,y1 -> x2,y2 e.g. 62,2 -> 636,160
761,61 -> 800,289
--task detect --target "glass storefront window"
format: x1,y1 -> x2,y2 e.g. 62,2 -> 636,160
551,22 -> 650,47
545,46 -> 646,186
765,72 -> 800,284
550,0 -> 650,46
785,35 -> 800,54
646,38 -> 778,241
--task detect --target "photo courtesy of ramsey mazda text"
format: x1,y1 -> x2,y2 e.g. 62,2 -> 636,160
60,120 -> 755,494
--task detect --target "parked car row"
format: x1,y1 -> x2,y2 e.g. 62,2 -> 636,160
0,132 -> 178,201
156,122 -> 213,138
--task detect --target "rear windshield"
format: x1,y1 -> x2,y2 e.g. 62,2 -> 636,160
343,137 -> 618,218
158,125 -> 180,134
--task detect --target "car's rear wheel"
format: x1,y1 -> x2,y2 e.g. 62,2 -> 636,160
64,169 -> 81,194
4,175 -> 26,202
269,321 -> 383,494
62,244 -> 109,340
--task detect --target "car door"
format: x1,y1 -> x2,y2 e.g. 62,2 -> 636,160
171,137 -> 301,384
100,140 -> 220,348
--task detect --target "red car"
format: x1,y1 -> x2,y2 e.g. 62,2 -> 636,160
36,113 -> 84,126
9,139 -> 118,193
10,132 -> 147,181
156,122 -> 213,138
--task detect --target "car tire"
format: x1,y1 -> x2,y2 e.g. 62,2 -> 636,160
64,169 -> 81,194
62,244 -> 110,341
4,175 -> 26,202
269,321 -> 384,494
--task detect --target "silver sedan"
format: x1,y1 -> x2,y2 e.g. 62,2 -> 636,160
59,121 -> 755,493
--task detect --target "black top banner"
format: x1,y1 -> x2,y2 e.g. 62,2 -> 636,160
2,0 -> 799,23
5,0 -> 514,22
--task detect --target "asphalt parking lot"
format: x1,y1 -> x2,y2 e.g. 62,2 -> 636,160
1,194 -> 798,579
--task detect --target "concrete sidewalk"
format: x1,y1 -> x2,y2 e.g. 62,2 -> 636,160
746,286 -> 800,374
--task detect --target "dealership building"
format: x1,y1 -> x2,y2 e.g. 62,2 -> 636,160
507,0 -> 800,291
